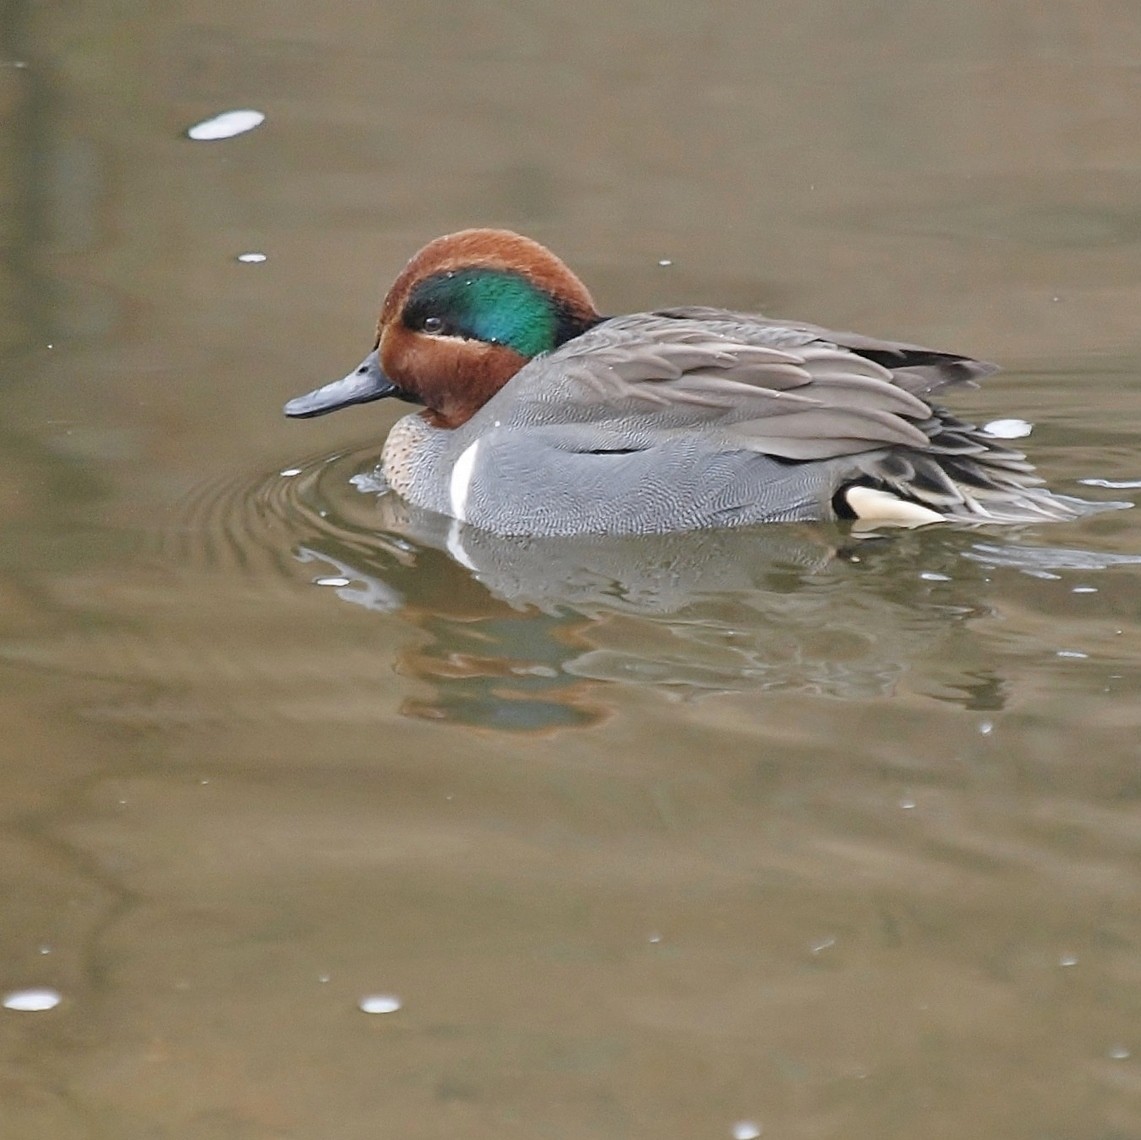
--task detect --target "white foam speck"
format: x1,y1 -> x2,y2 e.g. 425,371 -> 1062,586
658,258 -> 673,267
186,109 -> 266,141
732,1122 -> 762,1139
1059,953 -> 1078,967
237,252 -> 267,264
1072,586 -> 1097,594
983,418 -> 1033,439
1056,649 -> 1088,659
3,987 -> 61,1011
279,467 -> 302,477
349,471 -> 388,494
315,576 -> 351,588
358,993 -> 401,1014
1108,1045 -> 1131,1061
919,571 -> 951,581
1078,477 -> 1141,489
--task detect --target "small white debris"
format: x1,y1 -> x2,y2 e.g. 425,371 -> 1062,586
1072,586 -> 1097,594
1077,477 -> 1141,489
899,796 -> 917,810
279,467 -> 302,477
314,576 -> 352,588
3,987 -> 62,1012
983,418 -> 1033,440
1056,650 -> 1088,659
1107,1045 -> 1131,1061
358,993 -> 401,1014
658,258 -> 673,267
186,109 -> 266,141
978,720 -> 994,735
919,571 -> 951,582
1059,954 -> 1078,967
732,1121 -> 762,1140
236,252 -> 267,264
349,471 -> 387,494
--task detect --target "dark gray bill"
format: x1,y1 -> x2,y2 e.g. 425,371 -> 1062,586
283,351 -> 398,418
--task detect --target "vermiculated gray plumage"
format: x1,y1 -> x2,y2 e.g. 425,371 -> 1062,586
379,309 -> 1078,536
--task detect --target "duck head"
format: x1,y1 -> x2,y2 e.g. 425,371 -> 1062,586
285,229 -> 601,428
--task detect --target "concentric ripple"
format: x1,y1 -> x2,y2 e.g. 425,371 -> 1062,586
159,444 -> 412,579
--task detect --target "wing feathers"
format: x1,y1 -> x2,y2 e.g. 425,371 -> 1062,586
498,309 -> 1073,521
549,314 -> 941,455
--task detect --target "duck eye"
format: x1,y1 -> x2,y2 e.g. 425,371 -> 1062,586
421,316 -> 445,334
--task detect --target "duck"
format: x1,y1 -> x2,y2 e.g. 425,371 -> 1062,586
285,228 -> 1078,536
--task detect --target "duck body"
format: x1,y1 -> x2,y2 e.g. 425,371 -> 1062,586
286,229 -> 1077,536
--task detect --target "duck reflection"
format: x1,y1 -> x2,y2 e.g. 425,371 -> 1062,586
290,489 -> 1004,732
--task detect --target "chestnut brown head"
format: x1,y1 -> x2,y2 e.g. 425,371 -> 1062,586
285,229 -> 601,428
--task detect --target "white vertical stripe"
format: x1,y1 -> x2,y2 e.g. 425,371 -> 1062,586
445,518 -> 477,570
449,440 -> 481,522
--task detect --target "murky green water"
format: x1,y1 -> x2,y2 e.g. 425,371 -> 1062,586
2,2 -> 1139,1137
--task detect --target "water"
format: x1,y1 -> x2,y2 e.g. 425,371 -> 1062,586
1,2 -> 1140,1137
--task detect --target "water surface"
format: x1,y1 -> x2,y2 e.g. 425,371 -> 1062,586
1,2 -> 1140,1137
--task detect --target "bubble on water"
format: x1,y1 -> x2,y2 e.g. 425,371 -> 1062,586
3,987 -> 62,1012
732,1121 -> 762,1140
658,258 -> 673,267
982,418 -> 1033,439
358,993 -> 401,1014
978,720 -> 994,735
186,109 -> 266,140
236,252 -> 267,264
